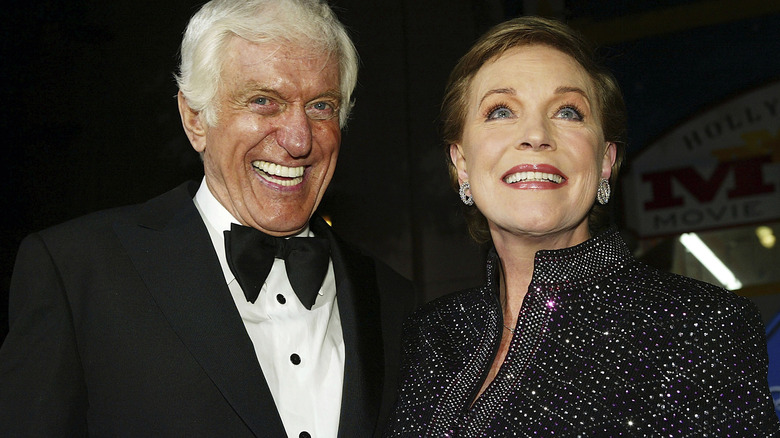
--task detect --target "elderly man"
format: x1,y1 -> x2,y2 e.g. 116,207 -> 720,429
0,1 -> 413,436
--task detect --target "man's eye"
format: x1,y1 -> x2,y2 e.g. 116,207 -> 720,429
251,97 -> 278,109
250,97 -> 282,115
306,101 -> 337,120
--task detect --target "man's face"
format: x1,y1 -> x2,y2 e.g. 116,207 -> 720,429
181,37 -> 342,236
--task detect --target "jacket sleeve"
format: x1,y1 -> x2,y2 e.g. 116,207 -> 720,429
0,233 -> 88,436
713,295 -> 780,434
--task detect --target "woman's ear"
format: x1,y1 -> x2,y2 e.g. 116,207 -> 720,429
601,142 -> 617,180
449,143 -> 469,183
177,91 -> 208,153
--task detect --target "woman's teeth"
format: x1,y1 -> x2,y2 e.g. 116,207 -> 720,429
504,171 -> 563,184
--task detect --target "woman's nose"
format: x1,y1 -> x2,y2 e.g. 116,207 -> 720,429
516,114 -> 554,150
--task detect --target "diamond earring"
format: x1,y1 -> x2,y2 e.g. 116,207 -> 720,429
459,181 -> 474,206
596,178 -> 611,205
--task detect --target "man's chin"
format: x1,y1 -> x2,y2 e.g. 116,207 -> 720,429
249,212 -> 315,236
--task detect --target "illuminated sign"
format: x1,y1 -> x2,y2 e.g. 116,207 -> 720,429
624,80 -> 780,237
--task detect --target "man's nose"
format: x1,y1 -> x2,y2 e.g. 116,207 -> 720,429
276,107 -> 313,157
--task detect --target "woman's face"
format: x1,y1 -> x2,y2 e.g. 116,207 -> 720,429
451,44 -> 616,247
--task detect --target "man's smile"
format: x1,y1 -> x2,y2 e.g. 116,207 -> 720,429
252,160 -> 305,186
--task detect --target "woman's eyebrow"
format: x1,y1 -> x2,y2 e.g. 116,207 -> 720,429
479,87 -> 516,106
554,85 -> 588,98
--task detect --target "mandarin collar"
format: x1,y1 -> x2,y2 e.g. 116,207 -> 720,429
486,227 -> 633,296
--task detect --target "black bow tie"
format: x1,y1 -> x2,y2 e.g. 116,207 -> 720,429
224,223 -> 330,310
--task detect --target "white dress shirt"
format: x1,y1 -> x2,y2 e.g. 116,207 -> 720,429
193,178 -> 344,438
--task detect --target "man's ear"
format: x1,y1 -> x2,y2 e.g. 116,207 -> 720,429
177,91 -> 207,153
449,143 -> 469,183
601,142 -> 617,180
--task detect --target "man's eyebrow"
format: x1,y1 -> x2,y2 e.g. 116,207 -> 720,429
233,83 -> 281,99
233,84 -> 342,103
312,90 -> 342,102
478,87 -> 515,107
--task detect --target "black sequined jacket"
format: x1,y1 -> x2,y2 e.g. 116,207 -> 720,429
385,228 -> 780,437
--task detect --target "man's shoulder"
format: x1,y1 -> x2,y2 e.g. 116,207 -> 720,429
331,229 -> 412,292
313,217 -> 409,283
34,181 -> 198,247
321,224 -> 415,319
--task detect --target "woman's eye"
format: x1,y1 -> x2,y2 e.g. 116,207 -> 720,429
253,97 -> 269,105
306,101 -> 337,120
487,106 -> 513,120
555,106 -> 583,121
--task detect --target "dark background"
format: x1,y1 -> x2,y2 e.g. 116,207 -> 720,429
2,0 -> 780,341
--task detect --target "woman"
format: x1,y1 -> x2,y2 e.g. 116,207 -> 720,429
384,17 -> 780,437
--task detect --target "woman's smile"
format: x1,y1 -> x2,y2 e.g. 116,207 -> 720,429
501,164 -> 567,188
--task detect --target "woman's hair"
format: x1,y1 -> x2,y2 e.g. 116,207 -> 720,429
441,16 -> 627,242
176,0 -> 358,128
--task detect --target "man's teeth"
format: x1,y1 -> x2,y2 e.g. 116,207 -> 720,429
252,160 -> 304,186
504,171 -> 563,184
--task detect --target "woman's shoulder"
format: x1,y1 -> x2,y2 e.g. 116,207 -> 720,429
417,285 -> 492,314
398,285 -> 499,363
619,260 -> 759,324
402,285 -> 495,333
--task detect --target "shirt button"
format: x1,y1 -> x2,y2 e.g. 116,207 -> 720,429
290,353 -> 301,365
299,432 -> 311,438
276,294 -> 286,304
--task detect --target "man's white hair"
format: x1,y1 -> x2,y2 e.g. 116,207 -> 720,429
176,0 -> 358,128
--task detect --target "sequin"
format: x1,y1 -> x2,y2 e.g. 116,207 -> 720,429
384,228 -> 780,437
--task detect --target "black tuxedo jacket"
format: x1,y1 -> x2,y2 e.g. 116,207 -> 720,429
0,182 -> 414,437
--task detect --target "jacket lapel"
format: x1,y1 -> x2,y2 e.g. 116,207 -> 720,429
112,183 -> 286,437
311,216 -> 384,437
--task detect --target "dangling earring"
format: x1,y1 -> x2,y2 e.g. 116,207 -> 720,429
459,181 -> 474,206
596,178 -> 611,205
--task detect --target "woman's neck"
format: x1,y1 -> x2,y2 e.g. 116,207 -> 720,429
497,252 -> 533,324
